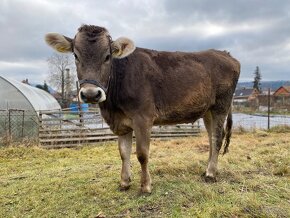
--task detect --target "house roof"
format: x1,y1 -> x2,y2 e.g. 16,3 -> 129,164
273,86 -> 290,95
274,86 -> 290,95
234,88 -> 256,97
282,86 -> 290,92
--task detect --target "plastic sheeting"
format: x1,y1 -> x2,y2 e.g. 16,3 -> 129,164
0,76 -> 61,113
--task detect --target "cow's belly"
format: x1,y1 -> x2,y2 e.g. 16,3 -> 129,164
153,112 -> 203,125
153,102 -> 209,125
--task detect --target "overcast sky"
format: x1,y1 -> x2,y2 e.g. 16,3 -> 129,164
0,0 -> 290,85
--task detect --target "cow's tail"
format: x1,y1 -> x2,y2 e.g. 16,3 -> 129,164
223,106 -> 233,155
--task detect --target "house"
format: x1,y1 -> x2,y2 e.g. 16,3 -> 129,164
234,88 -> 259,101
272,86 -> 290,107
233,88 -> 260,109
273,86 -> 290,96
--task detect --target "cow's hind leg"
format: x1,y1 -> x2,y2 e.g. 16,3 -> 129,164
205,112 -> 227,182
118,132 -> 133,190
203,111 -> 213,163
133,118 -> 152,194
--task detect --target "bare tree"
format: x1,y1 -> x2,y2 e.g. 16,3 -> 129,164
47,53 -> 76,106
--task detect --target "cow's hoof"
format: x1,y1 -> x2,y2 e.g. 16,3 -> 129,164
119,185 -> 131,191
119,177 -> 131,191
140,185 -> 152,194
204,176 -> 217,183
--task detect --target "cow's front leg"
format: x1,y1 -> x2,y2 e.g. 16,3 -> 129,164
133,119 -> 152,194
118,132 -> 133,190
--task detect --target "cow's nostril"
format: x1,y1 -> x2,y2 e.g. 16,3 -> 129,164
80,91 -> 87,102
95,90 -> 102,101
95,90 -> 101,98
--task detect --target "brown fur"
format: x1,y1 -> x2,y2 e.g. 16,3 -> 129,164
100,48 -> 240,135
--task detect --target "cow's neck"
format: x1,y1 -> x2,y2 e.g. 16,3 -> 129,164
98,58 -> 127,132
100,58 -> 126,108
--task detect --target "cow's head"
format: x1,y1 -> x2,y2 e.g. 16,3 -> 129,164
45,25 -> 135,103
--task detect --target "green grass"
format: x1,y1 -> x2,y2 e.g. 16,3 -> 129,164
0,132 -> 289,217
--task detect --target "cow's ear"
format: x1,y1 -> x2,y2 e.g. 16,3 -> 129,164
45,33 -> 73,53
111,37 -> 135,59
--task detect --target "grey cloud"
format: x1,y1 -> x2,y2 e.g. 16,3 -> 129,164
0,0 -> 80,62
164,0 -> 290,24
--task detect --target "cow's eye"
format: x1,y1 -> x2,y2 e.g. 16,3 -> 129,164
104,54 -> 111,63
73,53 -> 79,61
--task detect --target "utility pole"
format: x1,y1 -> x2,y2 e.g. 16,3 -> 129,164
267,88 -> 271,130
61,69 -> 65,107
65,68 -> 71,102
76,81 -> 84,126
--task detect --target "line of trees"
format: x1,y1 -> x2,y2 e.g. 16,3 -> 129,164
36,81 -> 49,93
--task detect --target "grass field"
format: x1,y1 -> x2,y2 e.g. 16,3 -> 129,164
0,130 -> 289,217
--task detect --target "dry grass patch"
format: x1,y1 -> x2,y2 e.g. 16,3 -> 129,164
0,132 -> 289,217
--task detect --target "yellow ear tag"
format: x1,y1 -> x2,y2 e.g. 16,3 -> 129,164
56,46 -> 67,53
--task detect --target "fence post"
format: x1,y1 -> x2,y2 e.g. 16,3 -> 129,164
39,111 -> 43,129
8,109 -> 11,138
38,111 -> 42,145
59,109 -> 62,129
267,88 -> 271,130
76,81 -> 84,127
22,110 -> 25,137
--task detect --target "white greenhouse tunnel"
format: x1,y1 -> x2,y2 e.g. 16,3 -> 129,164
0,76 -> 61,114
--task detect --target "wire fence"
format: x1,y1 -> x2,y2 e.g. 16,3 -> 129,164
198,112 -> 290,131
39,108 -> 106,130
1,104 -> 290,146
232,95 -> 290,130
233,113 -> 290,130
0,109 -> 39,145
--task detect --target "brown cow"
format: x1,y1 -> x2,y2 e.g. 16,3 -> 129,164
45,25 -> 240,193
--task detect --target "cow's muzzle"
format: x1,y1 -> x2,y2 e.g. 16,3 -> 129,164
79,86 -> 106,103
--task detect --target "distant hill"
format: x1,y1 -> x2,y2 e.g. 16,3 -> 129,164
237,81 -> 290,91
